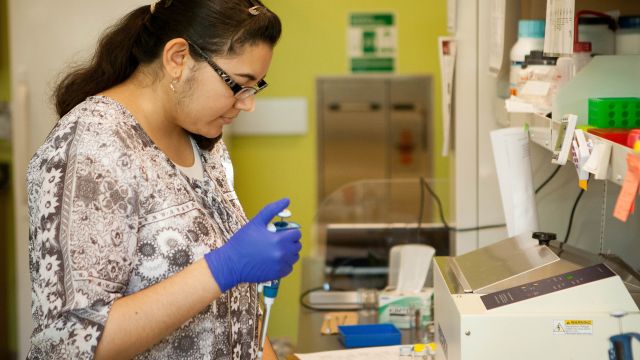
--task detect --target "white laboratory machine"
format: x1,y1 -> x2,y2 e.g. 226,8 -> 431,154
434,233 -> 640,360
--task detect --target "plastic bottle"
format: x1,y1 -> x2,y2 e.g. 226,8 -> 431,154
554,56 -> 574,90
616,16 -> 640,55
518,50 -> 558,111
509,20 -> 545,97
552,44 -> 590,112
578,16 -> 615,55
571,42 -> 592,74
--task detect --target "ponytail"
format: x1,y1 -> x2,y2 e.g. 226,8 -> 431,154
52,0 -> 281,152
53,6 -> 151,117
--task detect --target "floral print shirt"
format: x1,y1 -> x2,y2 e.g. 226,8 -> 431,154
27,96 -> 260,359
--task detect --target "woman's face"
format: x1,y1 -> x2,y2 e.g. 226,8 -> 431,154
175,42 -> 273,139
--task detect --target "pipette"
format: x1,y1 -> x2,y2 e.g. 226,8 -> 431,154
257,209 -> 300,359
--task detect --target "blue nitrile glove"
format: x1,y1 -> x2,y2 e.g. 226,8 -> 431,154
204,198 -> 302,292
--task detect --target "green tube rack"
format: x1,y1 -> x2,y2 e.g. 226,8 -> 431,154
588,97 -> 640,129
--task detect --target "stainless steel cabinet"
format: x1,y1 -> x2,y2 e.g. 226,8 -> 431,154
315,76 -> 444,290
317,76 -> 433,201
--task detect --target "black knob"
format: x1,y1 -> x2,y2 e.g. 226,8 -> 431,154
532,232 -> 556,246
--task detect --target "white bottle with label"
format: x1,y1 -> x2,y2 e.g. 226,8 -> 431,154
509,20 -> 545,97
616,16 -> 640,55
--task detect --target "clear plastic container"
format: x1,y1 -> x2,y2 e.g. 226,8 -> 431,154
616,16 -> 640,55
509,20 -> 545,96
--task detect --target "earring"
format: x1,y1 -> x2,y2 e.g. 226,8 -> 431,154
170,79 -> 177,93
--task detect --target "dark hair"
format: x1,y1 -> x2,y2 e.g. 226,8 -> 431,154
53,0 -> 281,150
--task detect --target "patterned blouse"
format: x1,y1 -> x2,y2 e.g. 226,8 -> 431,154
27,96 -> 260,359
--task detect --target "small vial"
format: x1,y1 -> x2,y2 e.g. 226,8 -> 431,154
413,343 -> 428,359
399,345 -> 413,359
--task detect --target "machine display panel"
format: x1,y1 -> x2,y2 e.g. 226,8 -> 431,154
481,263 -> 616,310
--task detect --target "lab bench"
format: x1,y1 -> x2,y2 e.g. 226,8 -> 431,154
296,304 -> 424,354
295,257 -> 429,354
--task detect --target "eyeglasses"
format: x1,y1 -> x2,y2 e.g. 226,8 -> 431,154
186,40 -> 268,100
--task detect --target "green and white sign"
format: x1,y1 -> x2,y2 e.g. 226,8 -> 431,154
348,13 -> 396,73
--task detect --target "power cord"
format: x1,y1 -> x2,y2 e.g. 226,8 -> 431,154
420,177 -> 450,230
559,188 -> 585,250
535,165 -> 562,194
307,170 -> 575,310
416,176 -> 426,241
455,223 -> 509,232
421,162 -> 563,232
303,177 -> 506,311
420,178 -> 505,233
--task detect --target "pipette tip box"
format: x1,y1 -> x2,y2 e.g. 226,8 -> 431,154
337,323 -> 401,348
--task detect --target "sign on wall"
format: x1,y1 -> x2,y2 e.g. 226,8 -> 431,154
348,13 -> 397,73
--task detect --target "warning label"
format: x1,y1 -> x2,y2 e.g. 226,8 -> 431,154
553,320 -> 593,335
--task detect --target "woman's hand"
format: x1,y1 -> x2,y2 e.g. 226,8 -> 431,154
204,198 -> 302,292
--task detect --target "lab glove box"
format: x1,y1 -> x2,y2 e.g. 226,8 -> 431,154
337,323 -> 401,348
377,288 -> 434,329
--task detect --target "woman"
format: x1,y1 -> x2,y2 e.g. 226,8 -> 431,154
26,0 -> 301,359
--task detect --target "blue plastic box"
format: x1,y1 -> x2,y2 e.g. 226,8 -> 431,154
337,323 -> 401,348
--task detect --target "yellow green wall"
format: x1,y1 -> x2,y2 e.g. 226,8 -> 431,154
230,1 -> 449,344
0,0 -> 450,351
0,0 -> 7,102
0,0 -> 16,356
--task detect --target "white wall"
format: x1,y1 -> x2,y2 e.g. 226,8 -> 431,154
453,0 -> 640,267
451,0 -> 480,255
9,1 -> 147,357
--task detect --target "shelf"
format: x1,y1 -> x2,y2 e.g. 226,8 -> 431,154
502,57 -> 640,188
509,112 -> 633,186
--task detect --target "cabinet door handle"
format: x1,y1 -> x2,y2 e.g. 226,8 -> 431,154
328,102 -> 381,112
391,103 -> 416,111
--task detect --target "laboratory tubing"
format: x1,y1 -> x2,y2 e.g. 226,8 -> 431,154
616,16 -> 640,55
509,19 -> 545,96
